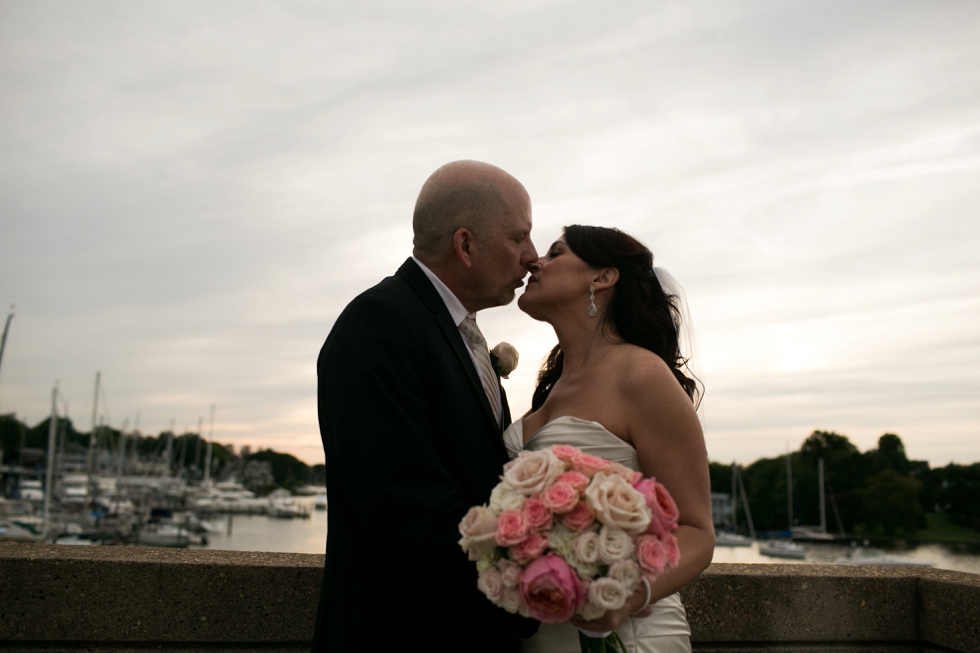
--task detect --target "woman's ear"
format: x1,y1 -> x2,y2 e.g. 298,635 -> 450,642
592,267 -> 619,290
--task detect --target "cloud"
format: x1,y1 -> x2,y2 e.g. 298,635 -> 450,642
1,0 -> 978,465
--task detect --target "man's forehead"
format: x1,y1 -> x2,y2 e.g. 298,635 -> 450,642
501,211 -> 532,233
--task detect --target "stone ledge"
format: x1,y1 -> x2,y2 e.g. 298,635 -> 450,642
1,543 -> 977,652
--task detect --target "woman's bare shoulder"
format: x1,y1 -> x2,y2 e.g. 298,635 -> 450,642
608,345 -> 698,427
610,344 -> 676,389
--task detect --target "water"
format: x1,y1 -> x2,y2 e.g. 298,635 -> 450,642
194,501 -> 980,575
197,498 -> 326,555
711,540 -> 980,574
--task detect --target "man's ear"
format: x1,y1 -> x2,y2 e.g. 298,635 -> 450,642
452,227 -> 477,269
592,267 -> 619,290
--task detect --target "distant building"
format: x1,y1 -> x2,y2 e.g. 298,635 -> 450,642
711,492 -> 735,528
243,460 -> 274,489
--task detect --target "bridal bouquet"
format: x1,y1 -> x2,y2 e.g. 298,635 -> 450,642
458,445 -> 680,653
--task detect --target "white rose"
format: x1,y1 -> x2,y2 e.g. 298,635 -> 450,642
489,482 -> 524,514
573,531 -> 601,564
598,525 -> 635,565
498,561 -> 521,588
608,559 -> 640,590
477,568 -> 504,603
503,449 -> 565,497
476,551 -> 499,574
500,587 -> 523,614
576,581 -> 605,621
546,524 -> 577,558
588,577 -> 629,612
491,342 -> 519,378
584,472 -> 651,534
458,505 -> 499,561
567,555 -> 601,579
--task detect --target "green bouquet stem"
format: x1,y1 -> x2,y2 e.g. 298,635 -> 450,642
578,630 -> 628,653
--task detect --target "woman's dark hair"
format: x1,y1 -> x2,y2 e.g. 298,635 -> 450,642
531,225 -> 700,411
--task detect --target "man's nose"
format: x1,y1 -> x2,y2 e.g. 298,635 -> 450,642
523,240 -> 539,267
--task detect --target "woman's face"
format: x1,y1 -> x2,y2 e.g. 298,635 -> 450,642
517,236 -> 596,321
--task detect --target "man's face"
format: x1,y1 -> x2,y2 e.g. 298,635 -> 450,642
473,189 -> 537,309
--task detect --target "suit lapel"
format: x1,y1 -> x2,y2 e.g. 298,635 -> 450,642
397,258 -> 501,433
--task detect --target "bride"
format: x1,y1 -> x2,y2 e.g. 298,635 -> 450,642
506,225 -> 715,653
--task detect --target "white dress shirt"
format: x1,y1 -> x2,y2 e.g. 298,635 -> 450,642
412,257 -> 503,426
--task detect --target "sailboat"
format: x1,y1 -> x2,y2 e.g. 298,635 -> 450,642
715,463 -> 754,547
760,453 -> 807,559
792,458 -> 845,542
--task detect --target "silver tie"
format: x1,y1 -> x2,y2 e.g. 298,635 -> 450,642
459,315 -> 502,425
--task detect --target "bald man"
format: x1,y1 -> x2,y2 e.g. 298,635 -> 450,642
312,161 -> 539,652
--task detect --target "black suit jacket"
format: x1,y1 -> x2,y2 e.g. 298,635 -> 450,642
311,258 -> 537,652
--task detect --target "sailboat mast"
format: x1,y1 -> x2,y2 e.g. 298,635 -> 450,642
43,385 -> 58,538
730,462 -> 737,530
195,416 -> 203,472
736,466 -> 756,539
165,418 -> 175,477
203,404 -> 215,485
818,458 -> 827,534
786,452 -> 794,530
0,306 -> 14,412
88,371 -> 100,474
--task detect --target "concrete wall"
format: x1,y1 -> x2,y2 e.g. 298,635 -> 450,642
1,543 -> 977,652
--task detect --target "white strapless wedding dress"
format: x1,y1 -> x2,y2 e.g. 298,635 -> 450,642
503,415 -> 692,653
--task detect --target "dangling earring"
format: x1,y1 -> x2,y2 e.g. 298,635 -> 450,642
588,286 -> 597,317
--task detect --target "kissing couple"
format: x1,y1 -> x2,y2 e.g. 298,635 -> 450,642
311,161 -> 714,653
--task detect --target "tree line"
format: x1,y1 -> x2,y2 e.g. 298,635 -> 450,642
0,413 -> 325,492
710,430 -> 980,536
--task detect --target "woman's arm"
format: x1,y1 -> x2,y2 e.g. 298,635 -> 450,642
625,355 -> 715,601
570,355 -> 714,632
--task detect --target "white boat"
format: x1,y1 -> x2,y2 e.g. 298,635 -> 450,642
759,540 -> 807,560
715,531 -> 753,547
192,482 -> 268,514
267,489 -> 310,519
0,519 -> 44,543
137,524 -> 191,548
314,494 -> 327,511
834,548 -> 933,567
55,535 -> 95,546
18,480 -> 44,502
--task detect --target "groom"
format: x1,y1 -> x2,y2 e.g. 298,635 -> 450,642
311,161 -> 539,652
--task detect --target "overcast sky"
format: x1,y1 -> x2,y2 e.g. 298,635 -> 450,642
1,0 -> 977,467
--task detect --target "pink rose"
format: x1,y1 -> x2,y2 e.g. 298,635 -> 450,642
561,501 -> 595,532
519,553 -> 586,623
636,534 -> 667,576
551,444 -> 581,463
556,471 -> 590,493
570,451 -> 610,477
607,462 -> 636,483
662,532 -> 681,568
632,471 -> 643,485
496,509 -> 530,546
542,482 -> 579,514
523,495 -> 554,531
511,531 -> 549,564
458,505 -> 499,561
653,482 -> 680,530
634,479 -> 679,537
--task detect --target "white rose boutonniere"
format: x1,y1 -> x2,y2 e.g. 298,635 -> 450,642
490,342 -> 519,378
